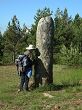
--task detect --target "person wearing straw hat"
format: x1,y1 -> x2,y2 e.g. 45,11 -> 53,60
18,44 -> 35,92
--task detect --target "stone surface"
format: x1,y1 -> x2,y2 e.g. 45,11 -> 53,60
35,16 -> 54,85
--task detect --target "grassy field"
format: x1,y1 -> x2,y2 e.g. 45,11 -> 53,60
0,65 -> 82,110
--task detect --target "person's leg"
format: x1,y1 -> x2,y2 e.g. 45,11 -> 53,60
35,77 -> 39,88
19,73 -> 25,91
25,75 -> 29,91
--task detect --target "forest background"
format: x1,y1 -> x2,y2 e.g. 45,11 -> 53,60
0,7 -> 82,65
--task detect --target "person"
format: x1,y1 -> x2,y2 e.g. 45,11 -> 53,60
33,48 -> 42,88
18,44 -> 35,92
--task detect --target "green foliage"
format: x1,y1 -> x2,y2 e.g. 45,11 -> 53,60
53,65 -> 82,86
3,15 -> 23,63
30,7 -> 53,46
2,52 -> 13,64
0,8 -> 82,65
34,7 -> 53,25
0,32 -> 4,64
59,44 -> 82,65
54,8 -> 73,53
73,14 -> 82,52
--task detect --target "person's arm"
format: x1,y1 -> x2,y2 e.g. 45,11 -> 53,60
22,58 -> 27,72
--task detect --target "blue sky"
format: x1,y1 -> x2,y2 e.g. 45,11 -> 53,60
0,0 -> 82,32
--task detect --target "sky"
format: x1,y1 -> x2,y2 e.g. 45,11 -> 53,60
0,0 -> 82,32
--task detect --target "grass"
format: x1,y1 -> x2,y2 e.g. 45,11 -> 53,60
0,65 -> 82,110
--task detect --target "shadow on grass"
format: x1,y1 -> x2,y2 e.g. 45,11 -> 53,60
34,83 -> 82,92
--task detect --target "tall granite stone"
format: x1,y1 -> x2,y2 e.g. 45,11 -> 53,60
36,16 -> 54,86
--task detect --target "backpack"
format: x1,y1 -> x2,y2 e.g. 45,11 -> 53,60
15,54 -> 25,75
16,54 -> 33,76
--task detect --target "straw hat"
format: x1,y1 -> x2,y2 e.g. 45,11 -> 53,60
26,44 -> 35,50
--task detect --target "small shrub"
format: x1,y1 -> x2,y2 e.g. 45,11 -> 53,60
59,44 -> 82,65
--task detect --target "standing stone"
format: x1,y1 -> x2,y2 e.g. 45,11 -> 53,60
36,16 -> 54,85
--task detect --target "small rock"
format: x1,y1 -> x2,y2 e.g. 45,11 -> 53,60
43,92 -> 54,98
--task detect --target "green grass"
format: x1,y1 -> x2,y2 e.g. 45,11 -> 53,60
54,65 -> 82,86
0,65 -> 82,110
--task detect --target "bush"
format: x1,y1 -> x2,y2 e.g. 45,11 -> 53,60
2,52 -> 13,65
59,44 -> 82,65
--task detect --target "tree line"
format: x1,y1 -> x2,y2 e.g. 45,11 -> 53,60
0,7 -> 82,65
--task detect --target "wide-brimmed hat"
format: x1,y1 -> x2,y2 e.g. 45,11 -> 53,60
26,44 -> 35,50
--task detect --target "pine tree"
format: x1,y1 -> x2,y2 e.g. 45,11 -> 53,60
30,7 -> 53,45
3,15 -> 22,63
0,32 -> 4,63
